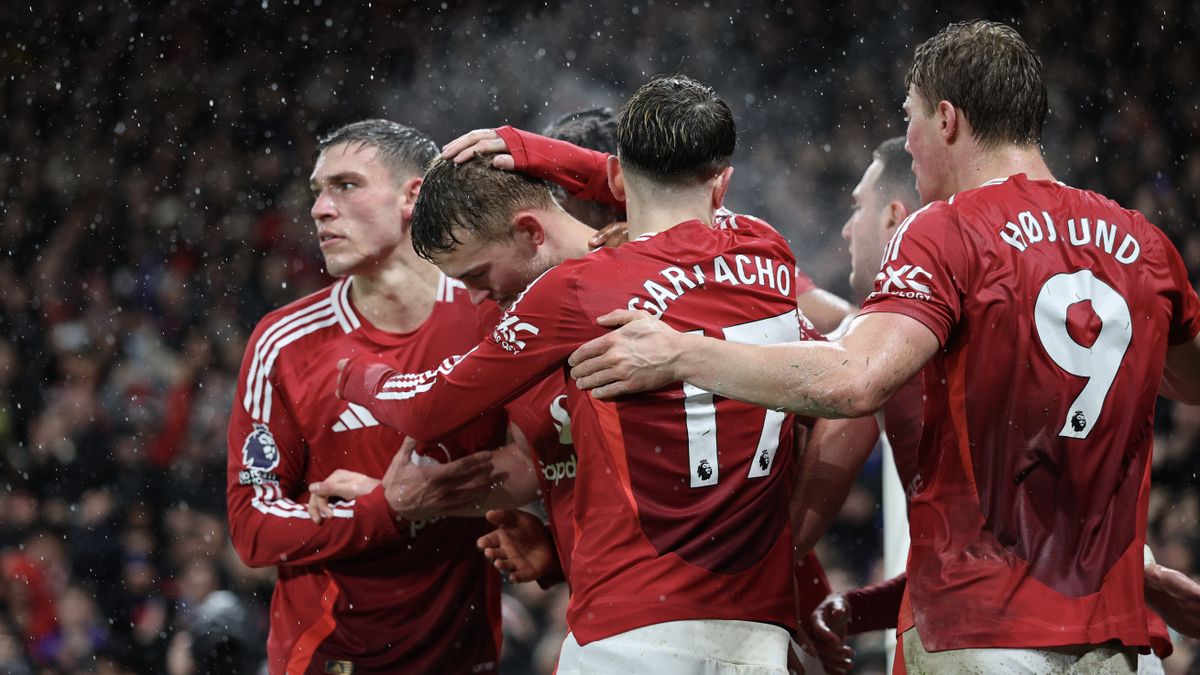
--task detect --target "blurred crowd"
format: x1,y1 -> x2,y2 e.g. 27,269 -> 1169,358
1,1 -> 1197,672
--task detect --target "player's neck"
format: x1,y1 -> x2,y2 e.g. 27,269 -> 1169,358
954,143 -> 1053,194
624,186 -> 715,238
548,212 -> 600,260
347,250 -> 442,334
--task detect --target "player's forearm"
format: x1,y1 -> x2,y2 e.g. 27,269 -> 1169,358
228,485 -> 405,568
1144,562 -> 1200,638
497,126 -> 620,206
843,573 -> 906,634
791,416 -> 879,554
674,334 -> 886,419
338,357 -> 468,442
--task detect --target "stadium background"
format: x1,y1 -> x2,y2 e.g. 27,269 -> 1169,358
1,1 -> 1198,672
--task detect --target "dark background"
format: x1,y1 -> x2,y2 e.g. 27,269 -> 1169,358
1,1 -> 1197,672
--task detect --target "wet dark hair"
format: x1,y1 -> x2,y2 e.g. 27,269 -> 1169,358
543,107 -> 622,228
410,156 -> 556,261
315,119 -> 438,180
543,107 -> 618,155
906,21 -> 1048,148
616,75 -> 735,184
873,136 -> 920,207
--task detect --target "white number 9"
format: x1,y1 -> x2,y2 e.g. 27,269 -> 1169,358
1034,270 -> 1132,439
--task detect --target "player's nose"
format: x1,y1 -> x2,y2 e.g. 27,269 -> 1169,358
311,191 -> 337,222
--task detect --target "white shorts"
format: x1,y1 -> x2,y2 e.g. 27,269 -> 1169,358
556,619 -> 790,675
901,628 -> 1138,674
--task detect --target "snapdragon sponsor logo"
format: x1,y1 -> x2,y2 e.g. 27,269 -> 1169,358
539,455 -> 577,486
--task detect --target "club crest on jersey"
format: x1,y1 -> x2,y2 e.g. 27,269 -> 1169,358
492,314 -> 540,353
242,423 -> 280,471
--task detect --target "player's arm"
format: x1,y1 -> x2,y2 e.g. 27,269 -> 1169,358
1144,560 -> 1200,638
1160,333 -> 1200,404
570,309 -> 938,419
791,415 -> 879,554
442,127 -> 620,206
797,288 -> 855,337
307,435 -> 511,524
338,277 -> 579,443
227,361 -> 420,568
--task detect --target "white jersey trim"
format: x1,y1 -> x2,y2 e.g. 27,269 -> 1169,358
242,280 -> 356,422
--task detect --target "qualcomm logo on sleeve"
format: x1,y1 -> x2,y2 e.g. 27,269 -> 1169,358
492,314 -> 540,353
876,264 -> 933,299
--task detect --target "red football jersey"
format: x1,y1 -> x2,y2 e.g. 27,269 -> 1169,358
342,215 -> 821,644
227,276 -> 507,674
475,303 -> 579,585
860,174 -> 1200,651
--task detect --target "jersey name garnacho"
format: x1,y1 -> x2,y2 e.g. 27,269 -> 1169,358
341,215 -> 818,644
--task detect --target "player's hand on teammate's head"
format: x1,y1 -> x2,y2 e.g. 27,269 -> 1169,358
568,310 -> 682,398
308,470 -> 382,524
588,221 -> 629,249
807,593 -> 854,675
441,129 -> 515,170
381,439 -> 503,521
476,509 -> 558,583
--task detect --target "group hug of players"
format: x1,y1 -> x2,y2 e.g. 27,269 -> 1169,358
224,19 -> 1200,675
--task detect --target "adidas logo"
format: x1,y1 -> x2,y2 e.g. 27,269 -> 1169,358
332,403 -> 380,432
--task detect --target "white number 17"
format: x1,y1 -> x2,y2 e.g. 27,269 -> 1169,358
684,310 -> 801,488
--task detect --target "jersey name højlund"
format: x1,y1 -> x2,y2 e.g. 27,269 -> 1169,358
998,210 -> 1141,264
626,254 -> 794,317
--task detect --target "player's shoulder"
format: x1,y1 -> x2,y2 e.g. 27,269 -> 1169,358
716,209 -> 790,243
246,278 -> 356,350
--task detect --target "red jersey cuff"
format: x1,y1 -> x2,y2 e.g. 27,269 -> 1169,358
338,355 -> 393,406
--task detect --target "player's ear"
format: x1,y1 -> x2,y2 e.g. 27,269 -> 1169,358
400,177 -> 423,223
938,100 -> 959,144
883,199 -> 909,233
711,166 -> 734,209
511,212 -> 547,250
607,155 -> 626,203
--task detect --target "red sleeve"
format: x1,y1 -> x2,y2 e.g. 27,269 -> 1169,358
843,573 -> 907,634
339,268 -> 588,443
859,202 -> 971,346
794,551 -> 832,618
226,325 -> 408,569
1153,227 -> 1200,345
496,126 -> 622,208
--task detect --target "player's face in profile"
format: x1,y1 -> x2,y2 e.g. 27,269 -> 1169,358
842,159 -> 890,296
433,229 -> 546,309
309,143 -> 406,277
903,87 -> 948,204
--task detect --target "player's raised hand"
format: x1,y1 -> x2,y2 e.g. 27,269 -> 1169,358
382,438 -> 503,520
588,221 -> 630,249
308,470 -> 382,524
476,509 -> 558,583
568,310 -> 683,398
807,594 -> 855,675
440,129 -> 515,170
